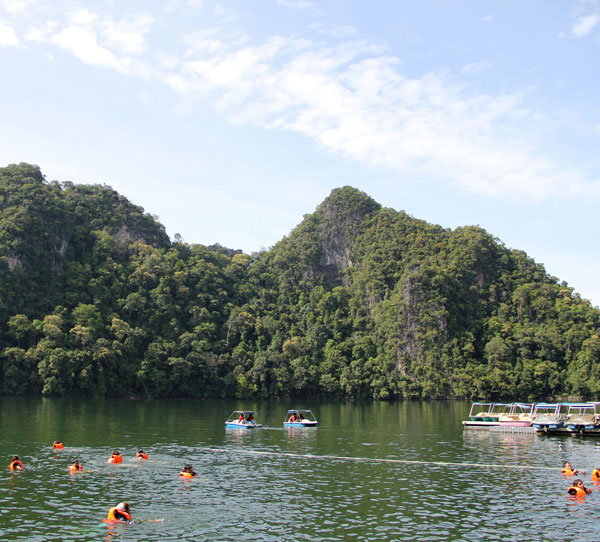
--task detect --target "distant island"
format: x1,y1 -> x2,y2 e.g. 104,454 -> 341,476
1,162 -> 598,400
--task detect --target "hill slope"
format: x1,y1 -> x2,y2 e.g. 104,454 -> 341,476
1,164 -> 599,400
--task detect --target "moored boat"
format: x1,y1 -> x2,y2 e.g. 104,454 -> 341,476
498,403 -> 535,427
565,403 -> 600,432
224,410 -> 263,429
283,409 -> 318,427
463,402 -> 508,427
532,403 -> 566,431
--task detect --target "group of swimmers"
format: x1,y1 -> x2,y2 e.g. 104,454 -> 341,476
9,441 -> 198,523
562,462 -> 600,498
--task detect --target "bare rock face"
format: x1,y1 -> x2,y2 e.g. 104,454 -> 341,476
296,186 -> 381,285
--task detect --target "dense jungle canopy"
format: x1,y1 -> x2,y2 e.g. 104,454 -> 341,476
1,163 -> 599,400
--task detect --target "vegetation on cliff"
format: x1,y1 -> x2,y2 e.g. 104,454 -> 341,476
1,163 -> 598,400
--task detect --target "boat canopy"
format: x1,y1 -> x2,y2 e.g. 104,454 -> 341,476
534,403 -> 561,410
224,410 -> 258,421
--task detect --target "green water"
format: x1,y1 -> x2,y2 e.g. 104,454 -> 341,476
1,397 -> 599,541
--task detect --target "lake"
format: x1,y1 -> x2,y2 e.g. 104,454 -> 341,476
1,397 -> 599,541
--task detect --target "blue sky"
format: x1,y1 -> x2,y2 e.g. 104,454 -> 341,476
1,0 -> 599,306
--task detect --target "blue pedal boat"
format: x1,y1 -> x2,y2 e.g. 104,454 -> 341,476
283,409 -> 318,427
225,410 -> 262,429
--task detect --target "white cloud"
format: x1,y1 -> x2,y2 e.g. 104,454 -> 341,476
572,14 -> 600,37
52,25 -> 125,71
2,0 -> 28,13
164,35 -> 598,203
26,9 -> 155,77
0,20 -> 18,46
15,3 -> 599,204
101,13 -> 153,55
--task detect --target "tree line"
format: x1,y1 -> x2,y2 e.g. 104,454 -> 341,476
1,163 -> 599,400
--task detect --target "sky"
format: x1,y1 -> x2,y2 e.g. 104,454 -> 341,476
1,0 -> 599,306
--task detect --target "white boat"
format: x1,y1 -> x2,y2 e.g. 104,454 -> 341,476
532,403 -> 566,431
498,403 -> 535,427
462,402 -> 508,427
224,410 -> 262,429
565,403 -> 600,432
283,409 -> 318,427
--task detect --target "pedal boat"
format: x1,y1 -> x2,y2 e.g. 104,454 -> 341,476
498,403 -> 535,427
225,410 -> 262,429
283,409 -> 318,427
463,402 -> 507,426
565,403 -> 600,432
532,403 -> 566,431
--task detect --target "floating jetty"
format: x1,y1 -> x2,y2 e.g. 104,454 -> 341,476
464,423 -> 600,436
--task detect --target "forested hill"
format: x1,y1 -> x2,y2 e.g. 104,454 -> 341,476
1,163 -> 599,400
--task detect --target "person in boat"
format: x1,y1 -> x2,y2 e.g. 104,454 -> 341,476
136,450 -> 148,460
108,451 -> 123,464
298,413 -> 304,421
246,414 -> 254,423
69,460 -> 83,473
52,441 -> 64,449
179,464 -> 197,478
567,479 -> 591,497
238,413 -> 245,423
107,502 -> 132,522
289,413 -> 297,423
9,456 -> 23,471
562,462 -> 578,476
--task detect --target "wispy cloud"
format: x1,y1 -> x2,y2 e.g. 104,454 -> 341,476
27,8 -> 153,76
15,2 -> 600,203
1,0 -> 29,13
572,14 -> 600,37
0,20 -> 18,46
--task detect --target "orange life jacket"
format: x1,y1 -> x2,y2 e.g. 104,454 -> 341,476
562,468 -> 577,476
52,443 -> 64,449
179,471 -> 196,478
107,507 -> 131,521
568,486 -> 590,498
136,453 -> 148,460
108,454 -> 123,464
69,464 -> 83,472
592,468 -> 600,480
9,460 -> 23,471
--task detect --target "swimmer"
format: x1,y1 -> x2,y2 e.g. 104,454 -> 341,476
9,456 -> 23,471
106,502 -> 132,522
69,460 -> 83,473
179,464 -> 197,478
562,462 -> 578,476
592,467 -> 600,481
52,441 -> 64,449
108,451 -> 123,464
567,478 -> 591,498
135,450 -> 148,460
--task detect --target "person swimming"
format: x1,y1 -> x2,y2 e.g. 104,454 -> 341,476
136,450 -> 148,460
567,478 -> 591,498
52,441 -> 64,449
562,462 -> 578,476
179,464 -> 197,478
106,502 -> 132,522
108,451 -> 123,464
9,456 -> 23,471
69,460 -> 83,473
